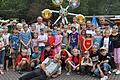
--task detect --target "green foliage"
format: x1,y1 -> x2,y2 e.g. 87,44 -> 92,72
0,0 -> 120,22
0,0 -> 30,19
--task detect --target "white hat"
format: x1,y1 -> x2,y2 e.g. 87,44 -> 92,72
100,47 -> 107,51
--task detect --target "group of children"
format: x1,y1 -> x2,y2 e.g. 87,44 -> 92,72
0,16 -> 120,80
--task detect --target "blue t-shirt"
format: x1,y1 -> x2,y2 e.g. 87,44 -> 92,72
9,34 -> 20,49
93,35 -> 102,50
52,30 -> 57,36
69,32 -> 79,47
20,31 -> 31,48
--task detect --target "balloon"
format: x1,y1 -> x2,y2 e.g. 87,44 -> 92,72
52,0 -> 63,6
42,9 -> 52,19
69,0 -> 80,9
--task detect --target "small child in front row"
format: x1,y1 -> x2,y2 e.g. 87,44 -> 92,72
67,49 -> 82,75
94,47 -> 111,80
31,46 -> 40,70
16,49 -> 30,72
81,51 -> 93,75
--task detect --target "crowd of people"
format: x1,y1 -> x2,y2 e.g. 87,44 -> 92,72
0,16 -> 120,80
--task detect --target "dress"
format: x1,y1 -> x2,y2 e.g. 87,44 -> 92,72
83,38 -> 93,54
79,35 -> 85,53
54,34 -> 63,53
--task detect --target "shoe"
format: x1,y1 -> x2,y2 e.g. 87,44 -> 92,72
104,76 -> 108,80
0,70 -> 4,75
108,71 -> 111,74
101,76 -> 108,80
112,69 -> 117,73
115,70 -> 120,75
66,72 -> 70,76
101,77 -> 106,80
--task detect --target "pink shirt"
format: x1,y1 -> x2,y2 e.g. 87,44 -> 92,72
32,39 -> 38,47
55,35 -> 63,45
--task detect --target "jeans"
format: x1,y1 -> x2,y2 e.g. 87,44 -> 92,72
94,63 -> 111,76
0,50 -> 5,65
19,68 -> 47,80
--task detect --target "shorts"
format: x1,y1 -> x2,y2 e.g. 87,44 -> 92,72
114,48 -> 120,64
11,49 -> 19,59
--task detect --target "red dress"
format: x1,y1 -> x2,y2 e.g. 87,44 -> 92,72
79,35 -> 85,52
83,38 -> 93,54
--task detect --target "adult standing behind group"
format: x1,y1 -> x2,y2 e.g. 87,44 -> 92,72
34,16 -> 47,33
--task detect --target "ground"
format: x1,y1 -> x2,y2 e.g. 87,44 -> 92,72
0,70 -> 120,80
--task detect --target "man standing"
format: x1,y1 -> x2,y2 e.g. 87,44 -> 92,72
35,16 -> 47,33
19,54 -> 61,80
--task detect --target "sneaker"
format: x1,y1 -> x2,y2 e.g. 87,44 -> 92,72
101,77 -> 106,80
104,76 -> 108,80
108,71 -> 111,74
66,72 -> 70,76
116,70 -> 120,75
0,70 -> 4,75
101,76 -> 108,80
112,69 -> 117,73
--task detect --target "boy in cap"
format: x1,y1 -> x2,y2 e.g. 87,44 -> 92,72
94,47 -> 111,80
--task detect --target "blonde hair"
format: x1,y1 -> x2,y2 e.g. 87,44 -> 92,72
103,29 -> 111,36
16,23 -> 23,28
55,54 -> 61,59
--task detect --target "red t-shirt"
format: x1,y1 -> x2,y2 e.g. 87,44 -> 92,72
40,50 -> 56,62
16,55 -> 29,65
47,35 -> 55,47
61,51 -> 69,60
70,55 -> 82,65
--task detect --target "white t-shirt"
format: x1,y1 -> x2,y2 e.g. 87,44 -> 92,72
42,57 -> 61,75
35,23 -> 47,32
103,37 -> 109,49
2,33 -> 10,45
86,30 -> 96,36
38,33 -> 48,47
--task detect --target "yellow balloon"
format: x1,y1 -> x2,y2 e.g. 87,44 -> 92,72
76,14 -> 85,24
42,9 -> 52,19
